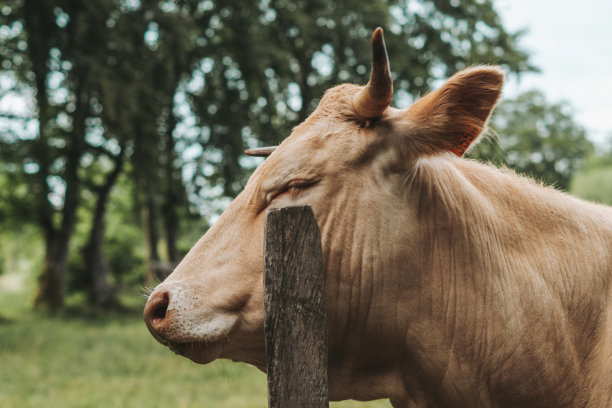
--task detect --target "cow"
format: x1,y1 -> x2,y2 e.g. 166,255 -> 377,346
144,28 -> 612,407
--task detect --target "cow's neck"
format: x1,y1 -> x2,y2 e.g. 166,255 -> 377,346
322,156 -> 612,406
401,158 -> 612,406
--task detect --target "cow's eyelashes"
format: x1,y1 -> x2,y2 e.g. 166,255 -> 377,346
270,180 -> 319,202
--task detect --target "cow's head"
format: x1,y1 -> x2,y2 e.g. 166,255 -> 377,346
144,28 -> 503,400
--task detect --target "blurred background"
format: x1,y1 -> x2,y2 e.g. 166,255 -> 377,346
0,0 -> 610,407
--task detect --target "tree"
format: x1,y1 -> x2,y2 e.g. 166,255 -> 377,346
0,0 -> 155,308
123,1 -> 204,283
180,0 -> 534,204
0,0 -> 535,309
18,0 -> 84,310
470,90 -> 593,190
569,139 -> 612,205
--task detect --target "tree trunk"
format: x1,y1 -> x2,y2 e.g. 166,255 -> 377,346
84,233 -> 115,308
35,161 -> 80,310
84,150 -> 124,308
143,193 -> 164,285
23,0 -> 66,311
35,64 -> 88,309
31,3 -> 88,311
162,101 -> 181,266
34,121 -> 82,310
159,60 -> 185,267
162,198 -> 180,265
36,255 -> 68,310
35,231 -> 67,310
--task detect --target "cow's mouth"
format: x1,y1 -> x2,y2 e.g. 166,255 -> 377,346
144,305 -> 236,364
145,322 -> 228,364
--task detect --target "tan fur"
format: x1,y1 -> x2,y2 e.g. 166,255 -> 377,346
144,64 -> 612,407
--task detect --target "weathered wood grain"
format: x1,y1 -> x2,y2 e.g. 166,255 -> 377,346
264,205 -> 329,408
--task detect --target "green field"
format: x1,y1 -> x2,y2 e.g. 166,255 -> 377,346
0,273 -> 390,408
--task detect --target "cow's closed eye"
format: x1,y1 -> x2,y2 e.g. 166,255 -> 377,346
269,180 -> 319,202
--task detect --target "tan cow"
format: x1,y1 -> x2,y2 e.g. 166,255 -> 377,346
144,28 -> 612,407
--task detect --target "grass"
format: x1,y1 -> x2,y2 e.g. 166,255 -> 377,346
0,273 -> 391,408
0,313 -> 268,408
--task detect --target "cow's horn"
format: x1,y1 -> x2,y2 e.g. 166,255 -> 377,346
245,146 -> 277,157
353,27 -> 393,119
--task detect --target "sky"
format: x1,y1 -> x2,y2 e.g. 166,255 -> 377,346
496,0 -> 612,146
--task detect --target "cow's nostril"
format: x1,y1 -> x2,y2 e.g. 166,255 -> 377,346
152,292 -> 169,322
144,290 -> 171,330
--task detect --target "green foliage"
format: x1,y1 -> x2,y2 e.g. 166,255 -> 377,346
66,172 -> 147,292
0,225 -> 43,278
103,173 -> 148,286
183,0 -> 534,197
569,144 -> 612,205
470,90 -> 593,190
570,167 -> 612,205
1,0 -> 537,305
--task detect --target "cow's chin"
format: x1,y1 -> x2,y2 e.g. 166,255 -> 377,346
147,313 -> 238,365
167,339 -> 225,364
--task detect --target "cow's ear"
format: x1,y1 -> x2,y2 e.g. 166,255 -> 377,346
406,66 -> 504,157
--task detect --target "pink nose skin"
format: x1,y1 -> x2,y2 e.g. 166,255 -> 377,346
143,290 -> 170,341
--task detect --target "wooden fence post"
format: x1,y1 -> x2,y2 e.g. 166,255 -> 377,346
264,205 -> 329,408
